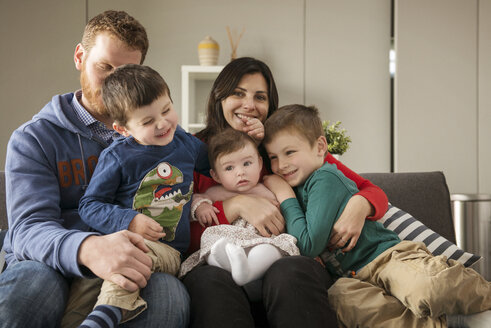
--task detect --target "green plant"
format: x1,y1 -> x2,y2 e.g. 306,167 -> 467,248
322,120 -> 352,155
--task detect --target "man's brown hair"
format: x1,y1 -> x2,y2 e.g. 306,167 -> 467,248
263,104 -> 323,147
208,128 -> 259,171
82,10 -> 149,63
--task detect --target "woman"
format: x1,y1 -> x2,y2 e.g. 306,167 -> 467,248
183,57 -> 388,327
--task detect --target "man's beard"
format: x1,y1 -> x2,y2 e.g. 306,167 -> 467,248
79,66 -> 107,117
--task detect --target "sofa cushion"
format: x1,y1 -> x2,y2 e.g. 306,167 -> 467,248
361,171 -> 456,243
381,204 -> 481,267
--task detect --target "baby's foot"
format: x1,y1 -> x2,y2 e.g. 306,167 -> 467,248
225,243 -> 250,286
208,237 -> 232,271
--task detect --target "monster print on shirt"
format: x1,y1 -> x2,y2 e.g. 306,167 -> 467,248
133,162 -> 193,241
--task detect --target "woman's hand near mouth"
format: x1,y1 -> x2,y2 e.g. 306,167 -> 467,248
240,115 -> 264,142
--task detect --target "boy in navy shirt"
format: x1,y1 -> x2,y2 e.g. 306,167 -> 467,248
78,64 -> 209,327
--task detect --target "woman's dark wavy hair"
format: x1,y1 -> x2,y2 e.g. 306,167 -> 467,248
195,57 -> 279,143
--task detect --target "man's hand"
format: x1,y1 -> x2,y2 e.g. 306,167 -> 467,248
196,202 -> 220,227
222,194 -> 285,237
129,213 -> 166,241
78,231 -> 153,292
327,195 -> 373,252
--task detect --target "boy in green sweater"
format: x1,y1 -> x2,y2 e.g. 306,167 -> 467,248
262,104 -> 490,328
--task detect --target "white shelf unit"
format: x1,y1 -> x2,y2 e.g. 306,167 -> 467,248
181,65 -> 224,132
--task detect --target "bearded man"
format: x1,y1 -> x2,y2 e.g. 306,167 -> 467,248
0,10 -> 189,328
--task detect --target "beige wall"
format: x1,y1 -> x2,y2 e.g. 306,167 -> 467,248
479,0 -> 491,194
305,0 -> 391,172
88,0 -> 306,116
395,0 -> 491,194
0,0 -> 84,167
1,0 -> 489,194
0,0 -> 390,172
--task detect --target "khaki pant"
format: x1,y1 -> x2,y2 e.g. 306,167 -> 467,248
61,277 -> 103,328
61,240 -> 180,327
328,241 -> 491,328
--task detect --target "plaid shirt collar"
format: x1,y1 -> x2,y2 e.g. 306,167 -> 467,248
72,90 -> 119,143
72,90 -> 98,126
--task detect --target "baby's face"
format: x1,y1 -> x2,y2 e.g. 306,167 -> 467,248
212,142 -> 263,193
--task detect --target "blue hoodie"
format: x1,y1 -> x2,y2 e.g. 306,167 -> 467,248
4,93 -> 107,277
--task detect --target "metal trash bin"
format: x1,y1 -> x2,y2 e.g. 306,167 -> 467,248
451,194 -> 491,280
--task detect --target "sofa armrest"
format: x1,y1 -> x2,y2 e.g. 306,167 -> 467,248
361,171 -> 456,243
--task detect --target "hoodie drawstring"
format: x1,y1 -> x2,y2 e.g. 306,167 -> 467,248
77,133 -> 89,191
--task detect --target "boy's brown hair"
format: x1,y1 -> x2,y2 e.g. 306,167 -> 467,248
208,128 -> 259,170
263,104 -> 323,146
82,10 -> 149,64
102,64 -> 171,126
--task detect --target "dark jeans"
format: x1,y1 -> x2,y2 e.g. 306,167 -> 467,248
0,261 -> 69,328
183,255 -> 338,328
0,260 -> 190,328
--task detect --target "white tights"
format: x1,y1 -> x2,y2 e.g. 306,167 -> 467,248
206,237 -> 283,286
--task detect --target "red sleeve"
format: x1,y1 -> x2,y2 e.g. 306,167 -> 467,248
193,171 -> 228,219
188,201 -> 230,255
188,171 -> 231,255
194,170 -> 218,194
324,153 -> 388,220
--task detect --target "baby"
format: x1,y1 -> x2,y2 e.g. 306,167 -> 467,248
179,128 -> 299,285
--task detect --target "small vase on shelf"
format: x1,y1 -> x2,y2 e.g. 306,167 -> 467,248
198,36 -> 219,66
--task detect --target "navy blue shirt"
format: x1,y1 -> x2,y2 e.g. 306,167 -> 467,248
79,126 -> 209,253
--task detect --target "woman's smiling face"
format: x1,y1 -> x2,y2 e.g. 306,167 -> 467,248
221,72 -> 269,130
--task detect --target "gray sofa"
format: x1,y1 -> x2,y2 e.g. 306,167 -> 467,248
0,171 -> 459,327
0,170 -> 456,272
360,171 -> 456,243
